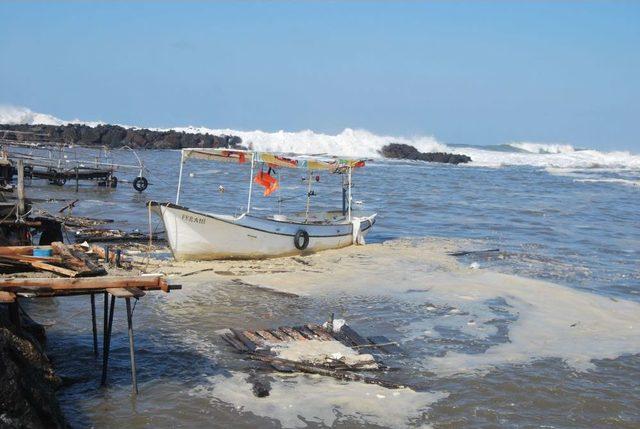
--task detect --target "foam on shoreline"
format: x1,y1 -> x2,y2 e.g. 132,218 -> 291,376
161,238 -> 640,376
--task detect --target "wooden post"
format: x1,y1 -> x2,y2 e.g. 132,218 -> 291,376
101,292 -> 108,384
90,294 -> 98,358
125,297 -> 138,395
101,294 -> 115,386
75,166 -> 79,193
17,160 -> 25,217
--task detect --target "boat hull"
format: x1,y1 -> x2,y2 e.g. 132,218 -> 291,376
151,202 -> 375,260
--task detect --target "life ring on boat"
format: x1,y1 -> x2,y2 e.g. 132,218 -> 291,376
294,229 -> 310,250
133,176 -> 148,192
53,174 -> 66,186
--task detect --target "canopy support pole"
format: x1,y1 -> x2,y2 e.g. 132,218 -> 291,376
342,174 -> 347,216
175,150 -> 185,204
347,166 -> 352,221
304,170 -> 313,222
247,153 -> 255,214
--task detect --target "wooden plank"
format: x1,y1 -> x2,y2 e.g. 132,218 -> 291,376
243,330 -> 267,346
0,254 -> 62,264
339,325 -> 370,347
0,291 -> 16,303
108,287 -> 146,298
68,246 -> 107,276
28,260 -> 78,277
159,278 -> 169,293
255,330 -> 280,343
0,246 -> 52,256
367,336 -> 402,354
221,333 -> 248,352
306,324 -> 334,341
268,329 -> 292,342
0,275 -> 166,291
230,329 -> 258,352
50,242 -> 94,275
280,326 -> 307,341
294,326 -> 319,340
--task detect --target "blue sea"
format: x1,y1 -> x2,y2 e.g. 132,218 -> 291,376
14,139 -> 640,428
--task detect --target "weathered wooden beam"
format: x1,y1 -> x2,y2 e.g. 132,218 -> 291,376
242,330 -> 266,346
280,326 -> 307,341
222,333 -> 249,352
230,329 -> 258,352
255,330 -> 280,343
0,254 -> 63,264
307,324 -> 334,341
0,275 -> 168,291
268,329 -> 292,342
0,291 -> 16,303
27,260 -> 78,277
0,246 -> 51,256
68,246 -> 107,276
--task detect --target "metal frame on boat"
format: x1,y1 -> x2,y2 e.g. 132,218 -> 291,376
150,148 -> 376,260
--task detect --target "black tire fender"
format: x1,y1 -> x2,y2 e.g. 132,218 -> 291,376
133,176 -> 148,192
54,174 -> 66,186
294,229 -> 310,250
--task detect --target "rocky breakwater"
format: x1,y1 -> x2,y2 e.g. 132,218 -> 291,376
0,305 -> 66,428
0,123 -> 242,150
380,143 -> 471,164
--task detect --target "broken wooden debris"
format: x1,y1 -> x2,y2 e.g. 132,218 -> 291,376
0,242 -> 110,277
220,322 -> 403,387
72,227 -> 164,244
448,248 -> 500,257
52,214 -> 114,228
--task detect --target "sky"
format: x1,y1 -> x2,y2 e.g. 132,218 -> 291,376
0,1 -> 638,152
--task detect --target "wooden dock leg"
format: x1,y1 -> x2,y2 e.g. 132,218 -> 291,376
9,301 -> 20,331
102,291 -> 108,361
101,295 -> 115,386
125,297 -> 138,395
90,293 -> 98,358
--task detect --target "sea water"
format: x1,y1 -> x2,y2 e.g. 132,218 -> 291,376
18,141 -> 640,428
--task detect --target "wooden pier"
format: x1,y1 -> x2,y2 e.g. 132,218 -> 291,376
1,275 -> 180,394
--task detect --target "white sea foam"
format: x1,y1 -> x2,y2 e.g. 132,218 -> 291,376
508,142 -> 576,154
193,238 -> 640,376
0,105 -> 66,126
189,372 -> 446,428
0,105 -> 102,127
172,126 -> 447,158
3,105 -> 639,171
456,147 -> 640,170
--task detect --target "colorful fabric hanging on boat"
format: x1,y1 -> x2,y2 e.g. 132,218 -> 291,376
254,169 -> 279,196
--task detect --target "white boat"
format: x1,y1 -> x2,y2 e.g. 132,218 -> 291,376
150,148 -> 376,260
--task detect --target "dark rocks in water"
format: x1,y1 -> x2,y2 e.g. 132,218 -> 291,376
380,143 -> 471,164
0,307 -> 66,428
0,123 -> 242,150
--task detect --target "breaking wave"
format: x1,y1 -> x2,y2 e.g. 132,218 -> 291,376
172,126 -> 447,158
508,142 -> 576,154
0,105 -> 66,126
2,105 -> 639,171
